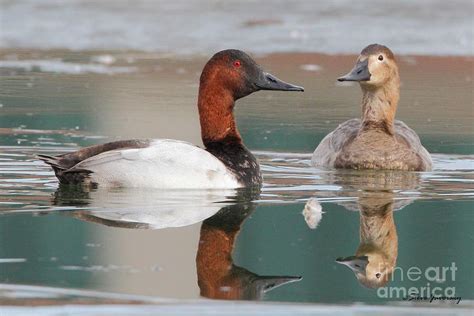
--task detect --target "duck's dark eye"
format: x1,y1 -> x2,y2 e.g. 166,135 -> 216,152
376,273 -> 382,278
233,60 -> 241,68
378,55 -> 384,61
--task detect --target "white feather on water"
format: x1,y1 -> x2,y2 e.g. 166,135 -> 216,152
302,198 -> 324,229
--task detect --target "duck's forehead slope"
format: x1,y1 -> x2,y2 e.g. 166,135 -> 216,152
211,49 -> 255,64
360,44 -> 395,59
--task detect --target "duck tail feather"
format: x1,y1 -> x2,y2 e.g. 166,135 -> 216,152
37,154 -> 65,170
38,154 -> 93,185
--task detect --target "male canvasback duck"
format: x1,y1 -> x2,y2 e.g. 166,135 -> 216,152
336,193 -> 398,288
38,50 -> 303,189
312,44 -> 432,171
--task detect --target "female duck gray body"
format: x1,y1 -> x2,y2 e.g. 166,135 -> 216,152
38,50 -> 303,189
312,44 -> 432,171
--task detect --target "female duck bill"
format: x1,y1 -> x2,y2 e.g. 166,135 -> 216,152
337,58 -> 371,82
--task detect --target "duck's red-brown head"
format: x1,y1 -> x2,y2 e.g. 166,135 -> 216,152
200,49 -> 304,100
198,49 -> 303,145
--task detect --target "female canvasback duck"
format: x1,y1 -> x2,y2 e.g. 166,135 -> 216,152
38,50 -> 303,188
312,44 -> 432,171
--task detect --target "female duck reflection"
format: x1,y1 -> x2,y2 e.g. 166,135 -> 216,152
58,188 -> 301,300
336,191 -> 399,289
307,171 -> 419,289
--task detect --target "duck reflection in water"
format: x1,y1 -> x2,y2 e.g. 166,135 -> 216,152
53,186 -> 245,229
314,170 -> 419,289
197,202 -> 301,300
52,186 -> 301,299
336,191 -> 398,288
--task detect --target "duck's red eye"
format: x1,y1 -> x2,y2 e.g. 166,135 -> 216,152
233,60 -> 241,68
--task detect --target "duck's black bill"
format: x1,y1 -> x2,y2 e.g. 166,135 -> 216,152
256,72 -> 304,92
336,255 -> 369,273
254,275 -> 303,294
337,59 -> 371,82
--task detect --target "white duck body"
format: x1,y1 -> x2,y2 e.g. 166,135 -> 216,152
68,139 -> 241,189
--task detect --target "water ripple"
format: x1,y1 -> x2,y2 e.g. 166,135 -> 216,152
0,146 -> 473,215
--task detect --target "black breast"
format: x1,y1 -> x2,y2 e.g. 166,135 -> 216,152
205,142 -> 262,187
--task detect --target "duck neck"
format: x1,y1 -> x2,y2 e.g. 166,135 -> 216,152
198,83 -> 242,147
196,206 -> 251,299
197,223 -> 237,280
360,78 -> 399,135
357,199 -> 397,258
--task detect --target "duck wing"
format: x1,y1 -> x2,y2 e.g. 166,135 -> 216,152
38,139 -> 151,184
394,120 -> 432,170
61,139 -> 241,189
38,139 -> 150,171
312,119 -> 360,167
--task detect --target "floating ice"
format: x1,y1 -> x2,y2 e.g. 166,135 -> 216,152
0,59 -> 137,75
0,258 -> 27,263
300,64 -> 322,72
91,54 -> 117,65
